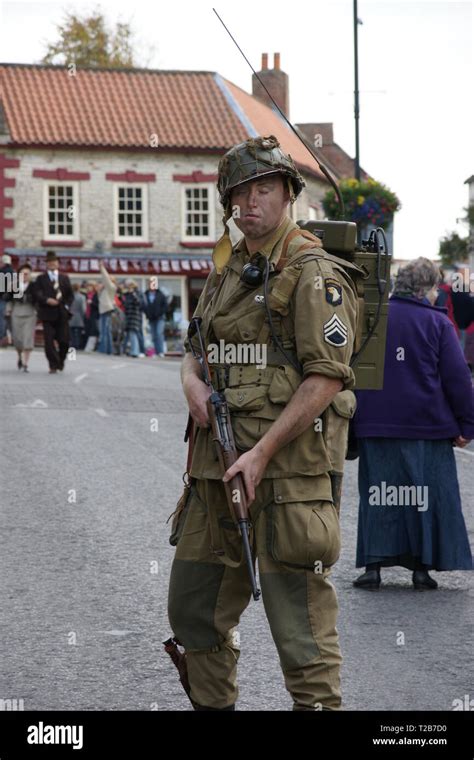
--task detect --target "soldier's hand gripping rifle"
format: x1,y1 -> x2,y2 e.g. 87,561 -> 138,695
188,317 -> 261,601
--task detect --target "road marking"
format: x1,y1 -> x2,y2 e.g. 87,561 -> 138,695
94,408 -> 109,417
74,373 -> 89,384
454,447 -> 474,457
13,398 -> 48,408
100,630 -> 141,636
109,363 -> 128,370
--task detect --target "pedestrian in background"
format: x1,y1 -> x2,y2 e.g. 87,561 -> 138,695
436,264 -> 474,371
83,281 -> 100,352
122,280 -> 142,358
111,286 -> 125,355
10,263 -> 36,372
34,251 -> 74,374
143,276 -> 167,357
69,283 -> 86,350
97,261 -> 117,355
353,258 -> 474,590
0,253 -> 14,346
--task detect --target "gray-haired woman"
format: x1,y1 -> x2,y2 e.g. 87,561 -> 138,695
353,257 -> 473,590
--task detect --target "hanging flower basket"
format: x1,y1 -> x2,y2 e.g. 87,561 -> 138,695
323,178 -> 401,229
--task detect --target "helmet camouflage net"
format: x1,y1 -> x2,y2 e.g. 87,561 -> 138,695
217,135 -> 305,210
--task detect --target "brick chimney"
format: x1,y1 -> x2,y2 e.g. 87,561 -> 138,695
252,52 -> 290,118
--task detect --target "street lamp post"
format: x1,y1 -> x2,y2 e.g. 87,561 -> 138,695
353,0 -> 361,181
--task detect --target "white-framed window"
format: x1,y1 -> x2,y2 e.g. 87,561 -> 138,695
182,183 -> 215,241
114,184 -> 148,242
43,182 -> 79,239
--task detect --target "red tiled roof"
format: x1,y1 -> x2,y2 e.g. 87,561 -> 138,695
0,64 -> 248,150
0,63 -> 327,182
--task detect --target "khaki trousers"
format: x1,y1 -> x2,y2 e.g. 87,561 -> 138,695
167,476 -> 342,710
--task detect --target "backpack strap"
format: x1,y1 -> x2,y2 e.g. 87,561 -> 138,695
276,228 -> 323,272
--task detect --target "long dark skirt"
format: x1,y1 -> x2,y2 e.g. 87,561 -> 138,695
356,438 -> 473,571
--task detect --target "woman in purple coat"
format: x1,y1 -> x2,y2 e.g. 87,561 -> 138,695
353,258 -> 474,590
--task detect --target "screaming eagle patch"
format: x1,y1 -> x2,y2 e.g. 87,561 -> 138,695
323,314 -> 348,346
324,278 -> 343,306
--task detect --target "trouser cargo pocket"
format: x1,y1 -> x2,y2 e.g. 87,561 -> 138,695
266,481 -> 340,569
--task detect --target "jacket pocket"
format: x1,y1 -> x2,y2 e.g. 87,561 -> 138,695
266,481 -> 340,569
322,390 -> 357,474
267,365 -> 301,405
224,385 -> 267,412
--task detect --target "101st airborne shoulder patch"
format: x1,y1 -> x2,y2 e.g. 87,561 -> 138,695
323,313 -> 348,346
324,278 -> 343,306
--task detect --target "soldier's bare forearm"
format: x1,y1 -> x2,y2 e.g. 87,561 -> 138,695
255,373 -> 343,462
180,352 -> 203,387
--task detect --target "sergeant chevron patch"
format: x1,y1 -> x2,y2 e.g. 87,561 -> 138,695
323,313 -> 348,346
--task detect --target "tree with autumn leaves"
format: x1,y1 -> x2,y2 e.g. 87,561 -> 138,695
41,8 -> 153,68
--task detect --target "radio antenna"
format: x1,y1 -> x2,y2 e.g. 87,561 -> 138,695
212,8 -> 345,216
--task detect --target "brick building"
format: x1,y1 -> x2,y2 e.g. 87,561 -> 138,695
0,55 -> 363,332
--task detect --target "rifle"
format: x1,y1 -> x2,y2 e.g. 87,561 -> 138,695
188,316 -> 261,601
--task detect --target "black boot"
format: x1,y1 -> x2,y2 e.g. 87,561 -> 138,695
192,702 -> 235,711
353,563 -> 381,589
412,569 -> 438,590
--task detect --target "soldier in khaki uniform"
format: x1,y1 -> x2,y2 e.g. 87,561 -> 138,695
167,135 -> 358,710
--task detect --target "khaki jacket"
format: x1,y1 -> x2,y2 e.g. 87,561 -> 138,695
185,216 -> 358,496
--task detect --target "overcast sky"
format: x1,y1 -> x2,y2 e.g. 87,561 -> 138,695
0,0 -> 472,258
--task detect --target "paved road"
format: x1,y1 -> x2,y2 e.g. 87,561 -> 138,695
0,348 -> 473,711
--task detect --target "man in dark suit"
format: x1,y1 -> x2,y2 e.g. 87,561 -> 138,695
34,251 -> 73,373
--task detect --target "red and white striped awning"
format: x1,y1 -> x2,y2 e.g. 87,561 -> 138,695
13,255 -> 212,275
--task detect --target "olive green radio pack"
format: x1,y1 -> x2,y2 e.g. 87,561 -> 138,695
297,219 -> 391,390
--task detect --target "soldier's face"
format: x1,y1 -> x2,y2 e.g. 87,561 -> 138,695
231,175 -> 290,240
